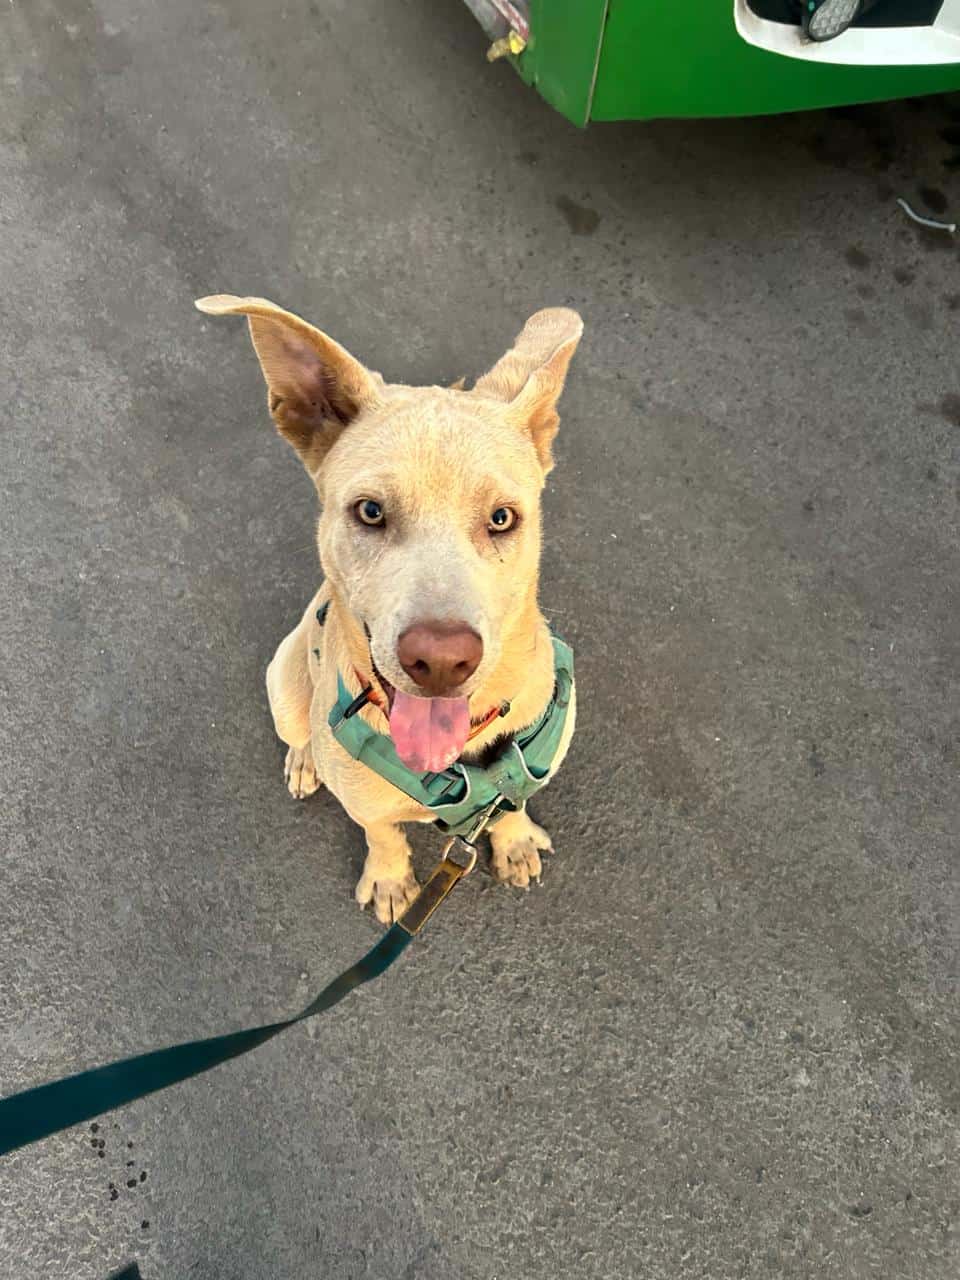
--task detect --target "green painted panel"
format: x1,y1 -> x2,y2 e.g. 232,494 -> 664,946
590,2 -> 960,122
516,0 -> 609,127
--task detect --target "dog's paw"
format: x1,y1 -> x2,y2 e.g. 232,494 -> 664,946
355,869 -> 420,925
284,744 -> 321,800
489,815 -> 553,890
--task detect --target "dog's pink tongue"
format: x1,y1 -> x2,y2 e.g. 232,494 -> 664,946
389,690 -> 471,773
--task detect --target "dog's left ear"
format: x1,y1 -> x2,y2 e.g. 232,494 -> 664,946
474,308 -> 583,473
195,294 -> 381,475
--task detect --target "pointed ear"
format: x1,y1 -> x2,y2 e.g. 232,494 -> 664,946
195,294 -> 381,474
473,308 -> 583,473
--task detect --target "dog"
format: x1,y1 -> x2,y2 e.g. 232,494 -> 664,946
196,295 -> 582,923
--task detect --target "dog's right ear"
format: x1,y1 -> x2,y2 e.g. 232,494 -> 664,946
195,294 -> 381,474
473,307 -> 583,474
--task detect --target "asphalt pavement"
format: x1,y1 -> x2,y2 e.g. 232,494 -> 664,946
1,2 -> 958,1277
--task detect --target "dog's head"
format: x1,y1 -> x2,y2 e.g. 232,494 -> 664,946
197,294 -> 582,770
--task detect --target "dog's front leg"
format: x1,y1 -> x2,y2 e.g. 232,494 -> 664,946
489,808 -> 554,889
355,821 -> 419,925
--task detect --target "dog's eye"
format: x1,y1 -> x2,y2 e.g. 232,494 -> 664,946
355,499 -> 385,527
488,506 -> 517,533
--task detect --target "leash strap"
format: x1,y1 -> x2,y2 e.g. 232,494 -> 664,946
0,847 -> 474,1158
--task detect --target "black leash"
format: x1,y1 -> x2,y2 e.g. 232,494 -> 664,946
0,840 -> 476,1158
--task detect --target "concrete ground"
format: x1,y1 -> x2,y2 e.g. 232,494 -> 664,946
1,2 -> 959,1277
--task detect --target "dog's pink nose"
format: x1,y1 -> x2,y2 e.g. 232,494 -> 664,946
397,621 -> 483,696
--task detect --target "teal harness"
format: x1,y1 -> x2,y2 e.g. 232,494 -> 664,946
329,636 -> 574,839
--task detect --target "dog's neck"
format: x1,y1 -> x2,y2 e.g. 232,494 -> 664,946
325,584 -> 557,751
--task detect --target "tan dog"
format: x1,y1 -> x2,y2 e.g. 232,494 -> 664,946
196,295 -> 583,923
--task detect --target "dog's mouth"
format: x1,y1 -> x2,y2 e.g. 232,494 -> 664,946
368,650 -> 397,712
365,636 -> 473,774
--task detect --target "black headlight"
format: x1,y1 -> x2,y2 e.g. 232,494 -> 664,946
800,0 -> 879,42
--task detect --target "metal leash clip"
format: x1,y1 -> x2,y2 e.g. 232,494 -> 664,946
396,838 -> 476,936
397,796 -> 504,936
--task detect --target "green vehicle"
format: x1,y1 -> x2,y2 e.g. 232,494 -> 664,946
465,1 -> 960,126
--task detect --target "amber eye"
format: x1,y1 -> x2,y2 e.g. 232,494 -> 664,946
355,499 -> 385,527
488,506 -> 517,534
